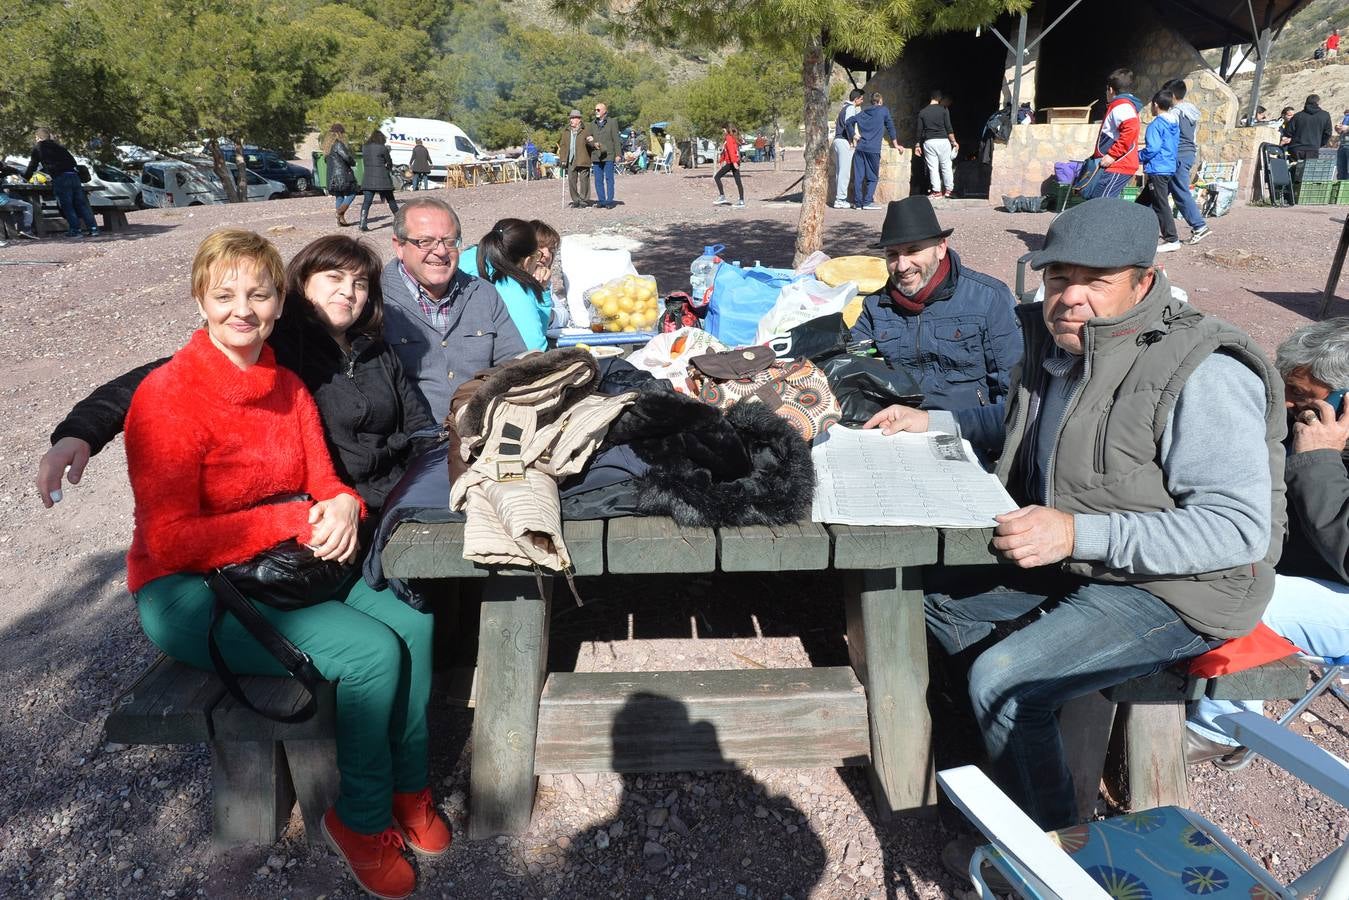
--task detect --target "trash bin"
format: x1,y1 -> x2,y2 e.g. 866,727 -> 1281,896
311,150 -> 364,194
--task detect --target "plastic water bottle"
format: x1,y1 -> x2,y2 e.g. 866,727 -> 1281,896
689,243 -> 725,304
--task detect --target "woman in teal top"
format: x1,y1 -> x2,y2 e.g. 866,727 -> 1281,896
460,218 -> 556,351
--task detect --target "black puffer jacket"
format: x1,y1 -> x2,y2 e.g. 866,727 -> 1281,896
326,139 -> 357,194
361,140 -> 395,191
50,315 -> 440,512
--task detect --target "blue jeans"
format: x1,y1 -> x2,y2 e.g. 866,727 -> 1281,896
412,173 -> 429,191
1168,151 -> 1206,231
53,171 -> 96,234
1338,144 -> 1349,181
332,193 -> 356,208
1079,168 -> 1133,200
852,149 -> 881,206
926,576 -> 1214,829
1188,574 -> 1349,746
592,160 -> 615,205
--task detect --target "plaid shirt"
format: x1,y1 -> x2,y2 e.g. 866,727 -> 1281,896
400,262 -> 456,330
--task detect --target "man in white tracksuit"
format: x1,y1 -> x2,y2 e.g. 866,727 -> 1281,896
832,89 -> 864,209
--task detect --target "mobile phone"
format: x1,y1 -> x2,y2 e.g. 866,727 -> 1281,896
1327,389 -> 1348,413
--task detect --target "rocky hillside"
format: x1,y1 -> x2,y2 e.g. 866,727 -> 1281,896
1270,0 -> 1348,64
1230,57 -> 1349,124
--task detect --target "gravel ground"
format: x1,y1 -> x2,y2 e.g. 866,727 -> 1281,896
1,164 -> 1347,899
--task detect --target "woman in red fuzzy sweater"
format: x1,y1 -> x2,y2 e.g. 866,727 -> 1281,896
125,230 -> 447,900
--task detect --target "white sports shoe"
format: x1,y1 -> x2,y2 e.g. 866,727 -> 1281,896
1156,241 -> 1184,253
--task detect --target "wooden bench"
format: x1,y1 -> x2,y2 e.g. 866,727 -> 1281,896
106,655 -> 338,847
1059,656 -> 1311,818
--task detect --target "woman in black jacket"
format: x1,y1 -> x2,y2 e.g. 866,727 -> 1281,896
323,123 -> 358,227
37,235 -> 440,549
359,129 -> 398,232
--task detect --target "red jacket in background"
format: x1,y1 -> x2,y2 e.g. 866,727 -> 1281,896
1094,95 -> 1141,175
720,135 -> 740,166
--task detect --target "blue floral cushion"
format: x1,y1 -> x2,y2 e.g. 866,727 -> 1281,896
986,807 -> 1287,899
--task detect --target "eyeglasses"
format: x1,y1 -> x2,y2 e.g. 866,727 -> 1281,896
402,235 -> 462,252
594,108 -> 603,112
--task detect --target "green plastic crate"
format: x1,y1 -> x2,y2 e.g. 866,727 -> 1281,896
1297,181 -> 1336,205
1121,186 -> 1141,202
1335,181 -> 1349,206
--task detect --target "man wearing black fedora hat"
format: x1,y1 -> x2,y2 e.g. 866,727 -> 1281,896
848,195 -> 1021,451
867,198 -> 1285,886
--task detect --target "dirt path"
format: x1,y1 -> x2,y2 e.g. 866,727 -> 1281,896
1,166 -> 1346,898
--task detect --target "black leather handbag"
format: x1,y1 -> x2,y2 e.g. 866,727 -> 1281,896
206,539 -> 357,723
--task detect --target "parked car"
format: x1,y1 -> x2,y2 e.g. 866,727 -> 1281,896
241,149 -> 312,194
137,160 -> 283,207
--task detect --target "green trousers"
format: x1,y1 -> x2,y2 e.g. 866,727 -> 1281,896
135,573 -> 433,834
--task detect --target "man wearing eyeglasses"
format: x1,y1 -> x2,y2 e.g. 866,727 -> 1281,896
380,198 -> 526,421
587,102 -> 620,209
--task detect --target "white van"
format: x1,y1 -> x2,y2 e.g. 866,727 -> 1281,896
381,117 -> 487,177
137,161 -> 283,208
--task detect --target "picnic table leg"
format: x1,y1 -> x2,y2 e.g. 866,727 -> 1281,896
467,573 -> 552,838
1117,701 -> 1188,811
844,566 -> 936,818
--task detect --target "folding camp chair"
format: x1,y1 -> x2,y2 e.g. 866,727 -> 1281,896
652,150 -> 675,174
939,711 -> 1349,900
1215,652 -> 1349,771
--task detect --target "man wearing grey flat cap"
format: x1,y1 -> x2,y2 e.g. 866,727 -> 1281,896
869,198 -> 1286,875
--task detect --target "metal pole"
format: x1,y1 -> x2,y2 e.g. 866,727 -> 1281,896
1247,27 -> 1272,126
1010,13 -> 1027,115
1220,45 -> 1232,78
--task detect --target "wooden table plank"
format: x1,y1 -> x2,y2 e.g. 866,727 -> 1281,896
720,522 -> 831,572
828,524 -> 938,570
940,527 -> 1002,566
606,516 -> 716,573
383,522 -> 484,579
563,520 -> 605,576
534,668 -> 869,773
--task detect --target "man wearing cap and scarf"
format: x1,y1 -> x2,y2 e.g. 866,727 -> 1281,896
867,198 -> 1286,870
848,196 -> 1021,451
559,110 -> 593,208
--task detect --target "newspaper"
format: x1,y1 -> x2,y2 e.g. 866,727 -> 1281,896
811,428 -> 1018,528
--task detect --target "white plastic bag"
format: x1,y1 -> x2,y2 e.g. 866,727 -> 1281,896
794,250 -> 831,277
559,235 -> 638,328
629,328 -> 727,393
754,278 -> 858,344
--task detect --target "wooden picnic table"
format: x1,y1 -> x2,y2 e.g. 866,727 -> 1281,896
2,182 -> 129,236
383,516 -> 1002,838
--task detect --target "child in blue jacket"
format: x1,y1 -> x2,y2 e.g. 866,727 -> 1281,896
1137,89 -> 1181,251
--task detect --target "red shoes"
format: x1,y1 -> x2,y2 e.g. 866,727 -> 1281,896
322,807 -> 415,900
393,787 -> 453,857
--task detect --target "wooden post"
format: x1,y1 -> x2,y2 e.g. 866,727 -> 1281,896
844,566 -> 936,818
210,741 -> 294,847
468,574 -> 552,838
1317,215 -> 1349,319
1059,692 -> 1118,821
283,739 -> 340,846
1118,702 -> 1188,811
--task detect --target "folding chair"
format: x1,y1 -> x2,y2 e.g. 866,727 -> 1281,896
939,711 -> 1349,900
1215,652 -> 1349,771
652,150 -> 674,174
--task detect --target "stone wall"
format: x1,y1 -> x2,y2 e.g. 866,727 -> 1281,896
987,122 -> 1097,201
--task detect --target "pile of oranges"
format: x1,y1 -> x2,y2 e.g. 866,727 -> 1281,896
585,275 -> 661,333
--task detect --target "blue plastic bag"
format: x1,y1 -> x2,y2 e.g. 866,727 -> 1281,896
704,263 -> 794,348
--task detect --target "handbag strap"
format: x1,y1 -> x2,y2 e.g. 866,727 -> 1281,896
205,572 -> 323,724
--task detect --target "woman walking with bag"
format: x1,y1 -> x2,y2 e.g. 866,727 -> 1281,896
323,124 -> 358,227
359,129 -> 399,232
712,124 -> 746,208
122,230 -> 448,900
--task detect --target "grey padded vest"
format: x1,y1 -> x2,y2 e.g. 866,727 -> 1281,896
994,271 -> 1287,639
